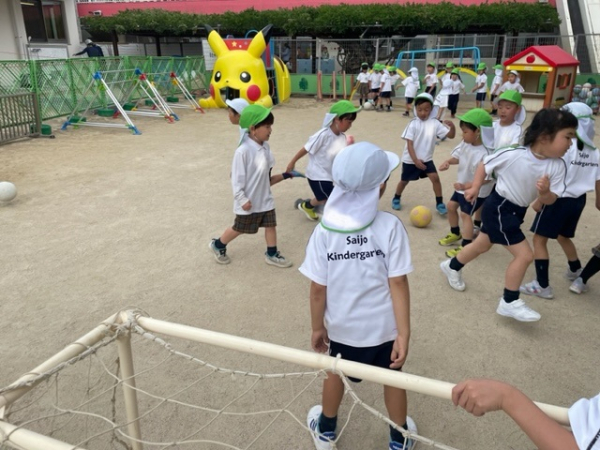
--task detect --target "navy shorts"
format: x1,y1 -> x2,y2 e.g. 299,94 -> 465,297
480,190 -> 528,246
426,86 -> 437,97
329,340 -> 399,383
450,191 -> 486,215
401,161 -> 437,181
380,91 -> 391,98
308,179 -> 334,201
406,97 -> 415,105
370,88 -> 380,94
530,194 -> 586,239
475,92 -> 487,102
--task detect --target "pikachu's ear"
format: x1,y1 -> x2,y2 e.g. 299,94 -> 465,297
247,24 -> 273,59
205,24 -> 229,57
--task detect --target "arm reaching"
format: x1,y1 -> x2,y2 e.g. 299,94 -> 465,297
439,157 -> 459,171
452,379 -> 578,450
286,147 -> 308,173
464,162 -> 486,203
443,120 -> 456,139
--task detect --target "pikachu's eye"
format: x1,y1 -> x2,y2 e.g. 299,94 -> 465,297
214,71 -> 222,82
240,72 -> 251,83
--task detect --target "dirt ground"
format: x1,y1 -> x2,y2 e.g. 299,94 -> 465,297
0,96 -> 599,450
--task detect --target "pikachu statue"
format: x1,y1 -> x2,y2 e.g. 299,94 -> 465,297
199,24 -> 291,109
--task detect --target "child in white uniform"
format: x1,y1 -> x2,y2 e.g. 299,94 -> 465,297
392,93 -> 456,214
301,142 -> 417,450
471,62 -> 488,108
438,109 -> 494,258
401,67 -> 420,117
491,90 -> 525,149
287,100 -> 360,220
210,105 -> 297,267
225,98 -> 249,125
447,69 -> 466,118
356,63 -> 371,107
490,64 -> 504,115
498,70 -> 525,95
369,64 -> 382,104
434,76 -> 453,120
452,377 -> 600,449
424,61 -> 438,97
521,102 -> 600,299
440,108 -> 578,322
377,67 -> 393,112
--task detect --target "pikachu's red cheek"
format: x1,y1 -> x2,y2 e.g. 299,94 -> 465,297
210,84 -> 215,98
247,85 -> 260,102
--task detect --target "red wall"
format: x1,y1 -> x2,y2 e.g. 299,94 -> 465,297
78,0 -> 556,18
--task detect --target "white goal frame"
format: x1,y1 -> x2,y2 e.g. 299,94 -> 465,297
0,309 -> 570,450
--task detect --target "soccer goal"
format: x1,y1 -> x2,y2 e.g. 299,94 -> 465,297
0,309 -> 569,450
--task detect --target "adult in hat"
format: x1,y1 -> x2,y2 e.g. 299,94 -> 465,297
74,39 -> 104,58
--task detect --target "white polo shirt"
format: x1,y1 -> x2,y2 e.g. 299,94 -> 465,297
483,146 -> 567,207
475,74 -> 488,93
498,81 -> 525,94
450,80 -> 464,95
562,139 -> 600,198
231,137 -> 275,215
569,393 -> 600,450
491,75 -> 503,95
402,76 -> 419,98
305,127 -> 347,181
380,72 -> 392,92
369,72 -> 382,89
299,211 -> 413,347
451,142 -> 494,197
401,117 -> 450,164
357,72 -> 370,84
493,121 -> 522,149
425,73 -> 438,88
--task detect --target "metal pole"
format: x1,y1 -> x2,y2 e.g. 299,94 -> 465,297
116,331 -> 143,450
0,420 -> 85,450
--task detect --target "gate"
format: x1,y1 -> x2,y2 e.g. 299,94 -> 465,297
0,92 -> 41,145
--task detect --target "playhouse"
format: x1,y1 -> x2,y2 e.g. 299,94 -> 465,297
503,45 -> 579,111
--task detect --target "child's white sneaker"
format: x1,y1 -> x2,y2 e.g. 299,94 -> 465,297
307,405 -> 336,450
565,267 -> 583,281
519,280 -> 554,299
265,252 -> 293,268
569,277 -> 589,294
389,416 -> 418,450
496,298 -> 541,322
440,259 -> 465,291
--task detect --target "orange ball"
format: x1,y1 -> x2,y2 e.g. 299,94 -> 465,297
410,205 -> 432,228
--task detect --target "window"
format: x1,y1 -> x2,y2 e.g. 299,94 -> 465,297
21,0 -> 66,42
556,73 -> 572,90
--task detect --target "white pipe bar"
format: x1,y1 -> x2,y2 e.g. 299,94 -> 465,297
116,332 -> 143,450
100,79 -> 137,129
134,314 -> 570,426
0,420 -> 85,450
126,111 -> 167,117
0,314 -> 118,410
72,122 -> 131,129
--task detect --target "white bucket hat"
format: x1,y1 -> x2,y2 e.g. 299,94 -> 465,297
321,142 -> 399,232
225,98 -> 249,115
561,102 -> 596,149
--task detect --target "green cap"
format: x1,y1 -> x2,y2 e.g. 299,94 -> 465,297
427,61 -> 435,67
457,108 -> 493,129
240,104 -> 271,130
330,100 -> 361,117
493,64 -> 504,70
446,62 -> 454,68
498,89 -> 522,106
477,62 -> 487,71
451,68 -> 460,74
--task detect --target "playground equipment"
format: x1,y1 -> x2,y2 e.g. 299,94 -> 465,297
200,24 -> 291,108
143,70 -> 204,113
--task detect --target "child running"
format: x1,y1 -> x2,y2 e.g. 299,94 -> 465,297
209,104 -> 297,267
287,100 -> 360,220
300,141 -> 417,450
401,67 -> 420,117
424,62 -> 438,97
356,63 -> 371,107
448,68 -> 466,119
440,108 -> 578,322
520,102 -> 600,299
438,108 -> 494,258
489,64 -> 504,115
392,93 -> 456,213
471,63 -> 488,108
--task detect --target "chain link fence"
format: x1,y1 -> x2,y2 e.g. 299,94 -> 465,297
0,56 -> 208,122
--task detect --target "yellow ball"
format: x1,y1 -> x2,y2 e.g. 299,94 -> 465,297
409,205 -> 432,228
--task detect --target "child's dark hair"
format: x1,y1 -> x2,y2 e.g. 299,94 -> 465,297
523,108 -> 577,146
414,97 -> 433,108
339,112 -> 357,121
227,106 -> 240,116
459,120 -> 478,132
255,112 -> 275,128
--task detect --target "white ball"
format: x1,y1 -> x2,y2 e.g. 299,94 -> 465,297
363,102 -> 373,110
0,181 -> 17,202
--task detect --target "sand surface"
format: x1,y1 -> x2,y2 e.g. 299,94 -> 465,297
1,96 -> 599,449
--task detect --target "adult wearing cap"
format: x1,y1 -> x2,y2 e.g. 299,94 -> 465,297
521,102 -> 600,299
490,64 -> 505,115
287,100 -> 360,220
471,62 -> 488,108
210,104 -> 296,268
74,39 -> 104,58
300,142 -> 419,450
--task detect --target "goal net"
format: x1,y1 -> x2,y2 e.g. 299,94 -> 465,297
0,309 -> 568,450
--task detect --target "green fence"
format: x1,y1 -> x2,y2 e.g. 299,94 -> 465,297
0,56 -> 208,121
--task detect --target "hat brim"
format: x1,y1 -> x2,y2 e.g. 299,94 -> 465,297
384,151 -> 400,181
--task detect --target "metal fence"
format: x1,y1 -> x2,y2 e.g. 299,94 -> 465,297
0,56 -> 207,122
0,92 -> 41,145
271,33 -> 600,75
